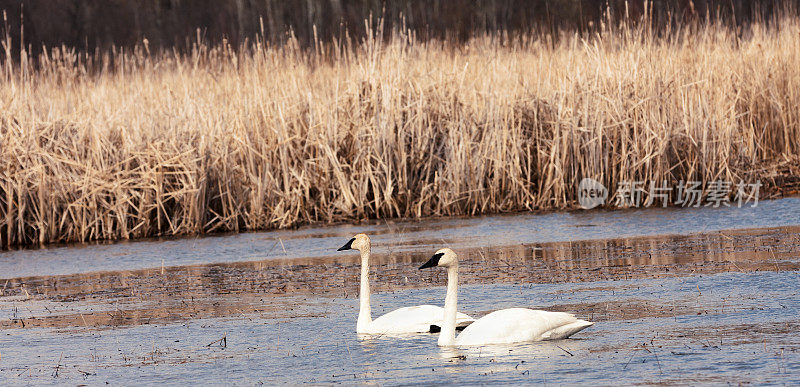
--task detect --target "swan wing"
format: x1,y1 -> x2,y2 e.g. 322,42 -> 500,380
367,305 -> 476,334
455,308 -> 592,345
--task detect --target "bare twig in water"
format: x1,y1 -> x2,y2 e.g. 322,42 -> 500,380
265,239 -> 281,256
279,238 -> 287,254
653,349 -> 662,374
206,333 -> 227,348
647,341 -> 663,374
51,352 -> 63,378
622,348 -> 637,370
769,249 -> 781,272
555,345 -> 573,356
235,309 -> 252,322
728,261 -> 746,273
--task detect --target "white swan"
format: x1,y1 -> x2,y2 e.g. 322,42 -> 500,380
337,234 -> 475,334
419,248 -> 594,346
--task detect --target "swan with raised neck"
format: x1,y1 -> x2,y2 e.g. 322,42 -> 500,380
337,234 -> 475,335
419,248 -> 594,346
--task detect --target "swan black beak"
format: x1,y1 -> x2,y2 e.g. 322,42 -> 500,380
419,252 -> 444,269
337,238 -> 356,251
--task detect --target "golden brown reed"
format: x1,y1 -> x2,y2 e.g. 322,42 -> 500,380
1,16 -> 799,248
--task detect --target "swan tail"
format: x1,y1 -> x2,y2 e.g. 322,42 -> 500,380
542,319 -> 593,340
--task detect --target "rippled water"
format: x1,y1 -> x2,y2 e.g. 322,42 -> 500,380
3,271 -> 799,385
1,198 -> 799,279
1,198 -> 799,384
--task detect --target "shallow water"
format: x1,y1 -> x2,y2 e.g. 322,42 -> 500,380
2,271 -> 799,385
1,198 -> 800,384
1,197 -> 798,279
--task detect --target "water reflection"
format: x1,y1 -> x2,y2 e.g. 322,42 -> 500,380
1,226 -> 798,330
2,197 -> 799,278
2,269 -> 799,385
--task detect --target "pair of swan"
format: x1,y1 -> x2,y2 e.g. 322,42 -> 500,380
338,233 -> 593,346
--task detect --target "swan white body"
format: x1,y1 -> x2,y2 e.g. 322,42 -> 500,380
419,248 -> 593,346
357,304 -> 473,335
339,234 -> 475,335
454,308 -> 594,345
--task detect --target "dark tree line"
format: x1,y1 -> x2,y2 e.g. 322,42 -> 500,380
0,0 -> 796,56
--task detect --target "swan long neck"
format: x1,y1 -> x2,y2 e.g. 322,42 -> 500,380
438,264 -> 459,346
357,245 -> 372,330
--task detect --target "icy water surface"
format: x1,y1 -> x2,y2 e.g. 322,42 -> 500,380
0,198 -> 799,384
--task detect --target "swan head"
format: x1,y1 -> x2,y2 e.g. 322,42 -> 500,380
337,233 -> 370,252
419,248 -> 457,269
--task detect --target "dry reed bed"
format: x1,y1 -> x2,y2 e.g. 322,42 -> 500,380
1,19 -> 799,248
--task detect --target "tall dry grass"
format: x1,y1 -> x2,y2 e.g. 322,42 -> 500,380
1,15 -> 799,248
